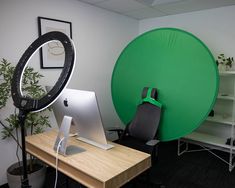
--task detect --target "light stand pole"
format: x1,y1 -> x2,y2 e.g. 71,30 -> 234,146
18,110 -> 30,188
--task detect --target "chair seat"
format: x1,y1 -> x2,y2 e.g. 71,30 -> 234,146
119,136 -> 155,155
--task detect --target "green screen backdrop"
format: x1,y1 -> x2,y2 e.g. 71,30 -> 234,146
111,28 -> 219,141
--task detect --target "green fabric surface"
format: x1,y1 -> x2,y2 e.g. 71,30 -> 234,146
111,28 -> 219,141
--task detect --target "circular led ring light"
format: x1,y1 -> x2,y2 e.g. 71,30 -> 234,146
11,31 -> 76,112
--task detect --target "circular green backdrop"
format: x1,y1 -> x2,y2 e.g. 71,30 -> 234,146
111,28 -> 219,141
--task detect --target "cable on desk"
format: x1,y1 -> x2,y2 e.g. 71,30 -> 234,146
54,137 -> 65,188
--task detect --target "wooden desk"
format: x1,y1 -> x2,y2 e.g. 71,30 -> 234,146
26,130 -> 151,188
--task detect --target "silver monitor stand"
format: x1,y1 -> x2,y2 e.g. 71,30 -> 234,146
54,116 -> 85,156
77,136 -> 114,150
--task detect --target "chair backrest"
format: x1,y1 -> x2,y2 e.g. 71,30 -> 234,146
128,87 -> 162,141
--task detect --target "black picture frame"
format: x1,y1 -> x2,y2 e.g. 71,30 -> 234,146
38,17 -> 72,69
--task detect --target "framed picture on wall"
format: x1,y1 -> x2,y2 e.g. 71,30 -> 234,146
38,16 -> 72,69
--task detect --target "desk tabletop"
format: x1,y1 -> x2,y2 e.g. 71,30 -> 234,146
26,129 -> 151,188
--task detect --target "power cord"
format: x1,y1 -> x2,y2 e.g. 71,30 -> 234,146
54,137 -> 65,188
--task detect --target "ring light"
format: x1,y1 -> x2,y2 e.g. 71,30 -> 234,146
11,31 -> 76,188
11,31 -> 76,112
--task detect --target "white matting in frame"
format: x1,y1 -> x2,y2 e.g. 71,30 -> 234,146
38,17 -> 72,69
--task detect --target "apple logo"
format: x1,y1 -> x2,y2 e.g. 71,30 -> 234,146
63,98 -> 68,107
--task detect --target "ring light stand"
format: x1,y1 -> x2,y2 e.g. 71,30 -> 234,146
11,31 -> 76,188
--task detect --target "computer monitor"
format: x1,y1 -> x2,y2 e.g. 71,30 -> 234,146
46,86 -> 114,150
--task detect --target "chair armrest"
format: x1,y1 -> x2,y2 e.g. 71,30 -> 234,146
107,128 -> 125,138
145,139 -> 160,146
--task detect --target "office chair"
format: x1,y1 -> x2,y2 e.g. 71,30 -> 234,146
110,87 -> 163,187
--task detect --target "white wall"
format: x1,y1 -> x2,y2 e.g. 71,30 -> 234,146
139,5 -> 235,59
139,6 -> 235,137
0,0 -> 138,184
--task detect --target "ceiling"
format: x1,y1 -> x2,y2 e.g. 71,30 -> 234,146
78,0 -> 235,20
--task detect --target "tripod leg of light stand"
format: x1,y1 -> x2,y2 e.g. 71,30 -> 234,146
18,110 -> 31,188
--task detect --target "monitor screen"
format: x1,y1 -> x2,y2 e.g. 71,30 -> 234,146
46,86 -> 113,150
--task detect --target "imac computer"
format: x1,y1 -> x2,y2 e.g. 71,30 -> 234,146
46,86 -> 114,151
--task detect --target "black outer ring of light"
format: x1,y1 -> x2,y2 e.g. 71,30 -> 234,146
11,31 -> 75,112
